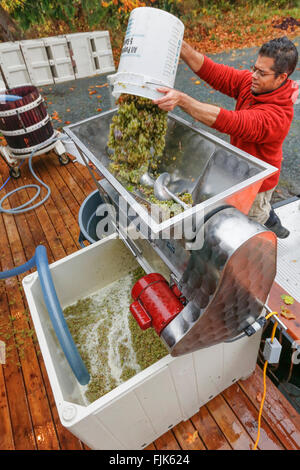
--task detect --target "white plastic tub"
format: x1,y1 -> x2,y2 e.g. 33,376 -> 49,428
23,234 -> 262,450
109,7 -> 184,100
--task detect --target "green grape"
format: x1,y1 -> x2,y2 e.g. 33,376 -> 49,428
107,94 -> 168,185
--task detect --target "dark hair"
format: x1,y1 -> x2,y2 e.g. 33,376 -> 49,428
259,36 -> 298,77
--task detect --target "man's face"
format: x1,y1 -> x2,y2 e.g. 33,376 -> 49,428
251,55 -> 288,94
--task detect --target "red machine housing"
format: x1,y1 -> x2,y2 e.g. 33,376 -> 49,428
130,273 -> 185,335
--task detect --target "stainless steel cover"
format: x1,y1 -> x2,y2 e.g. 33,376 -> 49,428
161,207 -> 277,355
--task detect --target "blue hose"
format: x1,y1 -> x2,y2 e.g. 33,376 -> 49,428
0,94 -> 22,102
0,156 -> 50,214
0,246 -> 90,385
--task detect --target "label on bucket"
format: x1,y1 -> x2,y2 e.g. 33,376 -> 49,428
122,35 -> 144,57
122,16 -> 144,58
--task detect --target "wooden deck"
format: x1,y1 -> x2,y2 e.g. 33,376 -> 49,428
0,151 -> 300,451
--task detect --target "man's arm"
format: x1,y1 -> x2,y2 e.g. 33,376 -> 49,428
180,40 -> 250,100
154,88 -> 288,144
180,40 -> 204,73
153,87 -> 220,127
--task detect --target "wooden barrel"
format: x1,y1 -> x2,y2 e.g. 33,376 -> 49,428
0,86 -> 54,155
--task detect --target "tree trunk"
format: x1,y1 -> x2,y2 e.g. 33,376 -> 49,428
0,5 -> 24,42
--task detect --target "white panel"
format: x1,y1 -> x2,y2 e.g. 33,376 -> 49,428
169,353 -> 201,420
43,36 -> 75,83
20,39 -> 53,86
0,42 -> 31,88
222,332 -> 262,389
65,33 -> 95,79
193,343 -> 224,402
68,414 -> 125,450
93,390 -> 156,449
134,366 -> 182,436
89,31 -> 115,74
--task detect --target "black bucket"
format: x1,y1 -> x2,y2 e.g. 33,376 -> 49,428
78,190 -> 105,247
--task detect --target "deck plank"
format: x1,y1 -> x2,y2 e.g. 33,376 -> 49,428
0,365 -> 15,450
154,430 -> 181,450
34,159 -> 81,250
0,179 -> 61,450
145,443 -> 156,450
222,383 -> 284,450
205,394 -> 254,450
1,164 -> 85,451
172,420 -> 206,450
238,366 -> 300,450
5,162 -> 85,451
0,181 -> 38,450
9,172 -> 54,262
190,406 -> 232,450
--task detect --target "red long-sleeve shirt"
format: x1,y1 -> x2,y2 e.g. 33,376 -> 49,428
196,56 -> 299,192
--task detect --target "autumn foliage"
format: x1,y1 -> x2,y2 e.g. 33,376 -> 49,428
2,0 -> 300,63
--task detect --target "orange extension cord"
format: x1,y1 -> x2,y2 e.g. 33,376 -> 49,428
252,311 -> 279,450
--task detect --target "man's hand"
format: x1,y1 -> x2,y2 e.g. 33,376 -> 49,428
153,87 -> 185,111
153,86 -> 221,128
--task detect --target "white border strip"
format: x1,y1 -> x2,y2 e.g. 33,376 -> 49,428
0,115 -> 50,136
0,95 -> 43,117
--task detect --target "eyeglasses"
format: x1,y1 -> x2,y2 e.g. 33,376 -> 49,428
250,65 -> 276,78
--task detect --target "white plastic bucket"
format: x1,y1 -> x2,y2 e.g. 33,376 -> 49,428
108,7 -> 184,100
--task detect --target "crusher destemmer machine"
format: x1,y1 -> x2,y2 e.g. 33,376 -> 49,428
64,109 -> 278,355
22,109 -> 279,450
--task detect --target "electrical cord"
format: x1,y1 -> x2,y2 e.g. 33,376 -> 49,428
252,311 -> 278,450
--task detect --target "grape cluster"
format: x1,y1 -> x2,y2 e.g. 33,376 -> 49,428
108,94 -> 168,185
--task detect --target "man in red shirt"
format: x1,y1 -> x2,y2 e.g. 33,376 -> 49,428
153,36 -> 299,238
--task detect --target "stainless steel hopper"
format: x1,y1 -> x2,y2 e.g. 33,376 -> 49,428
64,110 -> 278,354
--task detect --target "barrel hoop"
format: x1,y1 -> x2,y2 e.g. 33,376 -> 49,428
8,131 -> 56,154
0,115 -> 50,136
0,95 -> 43,117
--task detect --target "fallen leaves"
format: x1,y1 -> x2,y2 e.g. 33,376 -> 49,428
281,294 -> 295,305
51,110 -> 63,123
183,12 -> 300,57
186,430 -> 199,444
280,306 -> 296,320
0,135 -> 7,146
278,294 -> 296,320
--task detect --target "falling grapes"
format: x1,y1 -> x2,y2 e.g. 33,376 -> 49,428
108,94 -> 168,185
